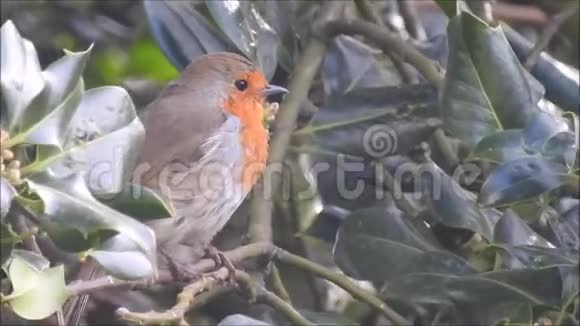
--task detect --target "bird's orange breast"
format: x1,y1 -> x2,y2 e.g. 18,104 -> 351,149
223,94 -> 269,191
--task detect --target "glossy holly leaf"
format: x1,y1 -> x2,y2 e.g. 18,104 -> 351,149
547,202 -> 579,252
1,251 -> 70,320
478,157 -> 577,207
469,130 -> 530,163
420,162 -> 501,241
523,111 -> 572,153
333,206 -> 475,281
206,1 -> 279,79
523,110 -> 579,169
100,183 -> 174,222
322,36 -> 402,96
543,131 -> 578,169
493,210 -> 553,247
440,12 -> 544,146
9,44 -> 92,147
306,86 -> 439,160
23,86 -> 145,197
384,266 -> 563,324
88,249 -> 154,280
434,0 -> 470,18
493,245 -> 577,270
263,0 -> 303,71
0,177 -> 16,220
144,0 -> 230,71
302,205 -> 349,243
26,172 -> 156,279
0,20 -> 44,132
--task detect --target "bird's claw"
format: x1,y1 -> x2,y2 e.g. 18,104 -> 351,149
204,246 -> 236,281
160,248 -> 199,283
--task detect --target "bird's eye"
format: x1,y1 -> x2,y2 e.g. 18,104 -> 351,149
234,79 -> 248,91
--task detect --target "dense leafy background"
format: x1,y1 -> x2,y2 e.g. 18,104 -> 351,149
1,0 -> 578,325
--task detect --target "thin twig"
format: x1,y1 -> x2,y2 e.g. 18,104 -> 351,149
272,247 -> 410,326
433,128 -> 459,170
116,268 -> 231,325
397,0 -> 426,40
323,19 -> 444,88
524,3 -> 579,70
235,271 -> 313,326
355,0 -> 385,27
355,0 -> 416,83
67,243 -> 408,325
267,263 -> 292,304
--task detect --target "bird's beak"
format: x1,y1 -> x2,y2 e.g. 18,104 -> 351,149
262,84 -> 289,97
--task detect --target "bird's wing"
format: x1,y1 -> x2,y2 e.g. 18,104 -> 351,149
134,81 -> 227,192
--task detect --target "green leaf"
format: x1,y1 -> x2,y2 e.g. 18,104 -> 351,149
307,86 -> 439,159
384,266 -> 564,323
469,129 -> 530,163
88,250 -> 154,280
492,245 -> 578,269
100,183 -> 174,222
206,1 -> 280,79
322,36 -> 402,96
478,157 -> 577,207
11,45 -> 92,140
143,0 -> 229,71
440,12 -> 544,146
333,206 -> 475,281
22,86 -> 145,197
420,162 -> 501,241
435,0 -> 457,18
493,210 -> 553,247
543,131 -> 578,169
2,251 -> 70,320
0,20 -> 45,131
523,111 -> 571,154
434,0 -> 470,17
26,172 -> 156,279
0,177 -> 16,220
17,79 -> 84,147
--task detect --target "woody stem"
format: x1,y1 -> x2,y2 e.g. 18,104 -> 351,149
248,1 -> 345,243
70,243 -> 409,325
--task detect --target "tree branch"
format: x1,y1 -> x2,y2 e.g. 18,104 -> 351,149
267,263 -> 292,304
524,2 -> 579,70
235,271 -> 313,326
116,268 -> 231,325
248,1 -> 344,243
355,0 -> 417,84
67,243 -> 409,325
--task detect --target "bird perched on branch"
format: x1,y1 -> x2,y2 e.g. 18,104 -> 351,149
137,52 -> 287,266
64,52 -> 287,324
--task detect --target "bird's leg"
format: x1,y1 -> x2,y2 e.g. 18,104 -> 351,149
204,245 -> 236,280
159,248 -> 200,283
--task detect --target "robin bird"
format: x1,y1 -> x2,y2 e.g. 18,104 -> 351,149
64,52 -> 287,324
136,52 -> 287,265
